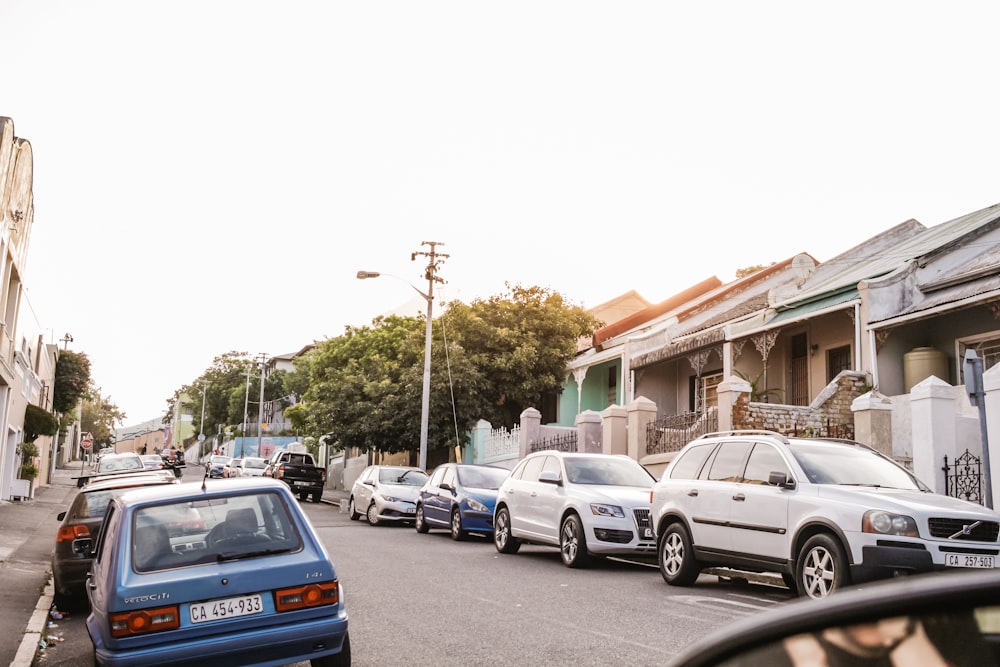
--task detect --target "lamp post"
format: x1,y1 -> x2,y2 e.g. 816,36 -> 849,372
198,381 -> 211,459
357,241 -> 448,471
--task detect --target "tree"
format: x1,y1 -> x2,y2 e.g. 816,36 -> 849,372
81,384 -> 126,447
53,350 -> 91,414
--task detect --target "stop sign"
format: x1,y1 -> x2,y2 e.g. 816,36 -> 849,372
82,437 -> 93,450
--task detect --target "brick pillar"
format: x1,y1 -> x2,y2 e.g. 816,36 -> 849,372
910,376 -> 955,494
851,391 -> 893,456
519,407 -> 541,459
627,396 -> 657,461
575,410 -> 603,453
716,377 -> 751,432
601,404 -> 627,456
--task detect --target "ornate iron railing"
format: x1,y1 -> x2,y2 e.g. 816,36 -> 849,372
943,449 -> 984,505
646,409 -> 718,455
530,432 -> 577,453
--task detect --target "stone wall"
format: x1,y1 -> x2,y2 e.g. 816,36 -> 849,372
735,371 -> 868,437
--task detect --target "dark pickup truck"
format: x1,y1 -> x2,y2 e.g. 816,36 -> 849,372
263,449 -> 327,503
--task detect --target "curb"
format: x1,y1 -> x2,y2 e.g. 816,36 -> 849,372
13,581 -> 54,667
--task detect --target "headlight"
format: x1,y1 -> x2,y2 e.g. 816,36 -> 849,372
379,495 -> 399,503
590,503 -> 625,518
862,510 -> 918,537
467,498 -> 488,512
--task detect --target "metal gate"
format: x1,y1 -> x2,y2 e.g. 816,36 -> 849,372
943,449 -> 984,505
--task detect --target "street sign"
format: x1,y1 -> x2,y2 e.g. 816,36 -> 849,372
81,439 -> 92,450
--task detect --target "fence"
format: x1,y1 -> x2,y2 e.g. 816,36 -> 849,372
943,449 -> 984,505
529,431 -> 578,453
646,409 -> 718,455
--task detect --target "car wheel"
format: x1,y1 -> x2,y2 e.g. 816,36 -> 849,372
415,505 -> 430,533
797,534 -> 849,599
560,514 -> 590,568
493,506 -> 520,554
366,502 -> 380,526
310,632 -> 350,667
312,491 -> 322,503
299,491 -> 308,501
450,508 -> 467,541
347,497 -> 360,521
658,522 -> 700,586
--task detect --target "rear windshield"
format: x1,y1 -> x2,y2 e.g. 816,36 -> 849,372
790,443 -> 926,490
132,491 -> 302,572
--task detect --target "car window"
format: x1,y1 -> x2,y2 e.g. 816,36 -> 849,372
429,467 -> 446,487
518,456 -> 545,483
789,443 -> 925,489
741,443 -> 790,484
441,466 -> 456,487
94,503 -> 120,566
540,456 -> 562,481
458,466 -> 509,490
704,441 -> 752,482
245,458 -> 266,469
668,444 -> 716,480
132,491 -> 303,572
82,490 -> 118,518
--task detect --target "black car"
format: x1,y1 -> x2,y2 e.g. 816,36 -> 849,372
51,472 -> 178,607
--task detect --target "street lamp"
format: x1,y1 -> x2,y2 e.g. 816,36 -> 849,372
357,241 -> 448,471
198,381 -> 211,458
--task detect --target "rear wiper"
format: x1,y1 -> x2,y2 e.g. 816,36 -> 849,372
217,547 -> 292,562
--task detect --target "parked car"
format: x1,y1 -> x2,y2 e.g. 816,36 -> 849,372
263,448 -> 328,503
493,451 -> 657,567
348,465 -> 428,525
139,454 -> 165,471
85,477 -> 350,667
231,456 -> 267,478
222,458 -> 241,478
670,569 -> 1000,667
95,452 -> 145,475
415,463 -> 510,540
650,430 -> 1000,600
205,454 -> 231,478
52,472 -> 179,608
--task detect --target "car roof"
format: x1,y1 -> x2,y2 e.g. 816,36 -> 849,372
81,472 -> 178,492
115,476 -> 288,505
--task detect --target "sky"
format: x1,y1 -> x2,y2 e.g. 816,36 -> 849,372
3,2 -> 1000,425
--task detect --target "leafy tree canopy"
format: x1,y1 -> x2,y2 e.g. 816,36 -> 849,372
81,383 -> 126,447
53,350 -> 91,414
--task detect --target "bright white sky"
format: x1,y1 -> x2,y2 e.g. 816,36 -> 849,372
3,1 -> 999,425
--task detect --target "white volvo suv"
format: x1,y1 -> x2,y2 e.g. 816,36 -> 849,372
650,430 -> 1000,598
493,450 -> 656,567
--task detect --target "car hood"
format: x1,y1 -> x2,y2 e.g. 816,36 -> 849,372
377,484 -> 423,501
570,485 -> 652,508
816,485 -> 1000,519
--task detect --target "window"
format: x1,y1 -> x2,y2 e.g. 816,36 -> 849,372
958,332 -> 1000,382
742,443 -> 789,485
692,371 -> 723,412
827,345 -> 851,382
607,365 -> 618,405
669,444 -> 716,480
705,441 -> 752,482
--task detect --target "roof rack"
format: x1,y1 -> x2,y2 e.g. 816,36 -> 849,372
694,430 -> 791,445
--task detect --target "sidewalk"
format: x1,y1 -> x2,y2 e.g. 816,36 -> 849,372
0,462 -> 80,667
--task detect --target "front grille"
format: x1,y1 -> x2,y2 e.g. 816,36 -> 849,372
928,518 -> 1000,542
633,508 -> 651,532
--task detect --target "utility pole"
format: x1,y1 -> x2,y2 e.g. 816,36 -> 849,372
258,353 -> 268,458
411,241 -> 448,471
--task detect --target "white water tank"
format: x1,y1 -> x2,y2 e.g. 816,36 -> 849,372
903,347 -> 948,392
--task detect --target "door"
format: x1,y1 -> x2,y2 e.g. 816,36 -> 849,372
727,442 -> 793,561
790,333 -> 809,405
687,440 -> 752,553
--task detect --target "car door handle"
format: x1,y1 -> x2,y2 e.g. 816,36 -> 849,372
733,493 -> 746,502
686,489 -> 698,497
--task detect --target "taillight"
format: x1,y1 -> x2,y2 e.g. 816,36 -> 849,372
276,464 -> 285,479
320,469 -> 327,483
109,605 -> 180,637
274,581 -> 339,612
57,524 -> 91,543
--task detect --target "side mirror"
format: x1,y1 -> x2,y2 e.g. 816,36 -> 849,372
538,470 -> 562,485
57,511 -> 66,521
440,482 -> 454,492
363,479 -> 375,486
768,471 -> 796,489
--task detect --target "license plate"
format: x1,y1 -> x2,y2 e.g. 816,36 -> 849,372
294,481 -> 311,486
405,507 -> 415,514
643,528 -> 653,539
189,594 -> 264,624
945,554 -> 995,569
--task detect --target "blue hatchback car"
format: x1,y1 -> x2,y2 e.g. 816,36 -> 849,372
415,463 -> 510,540
85,477 -> 350,667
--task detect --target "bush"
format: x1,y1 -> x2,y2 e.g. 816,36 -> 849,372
19,461 -> 38,480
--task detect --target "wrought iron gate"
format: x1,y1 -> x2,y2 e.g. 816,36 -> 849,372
943,449 -> 984,505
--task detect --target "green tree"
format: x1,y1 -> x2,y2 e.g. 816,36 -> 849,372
81,384 -> 126,447
53,350 -> 91,414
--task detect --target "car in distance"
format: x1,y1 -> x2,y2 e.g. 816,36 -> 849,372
95,452 -> 145,475
205,454 -> 231,478
650,430 -> 1000,600
415,463 -> 510,540
52,472 -> 179,608
222,458 -> 241,478
231,456 -> 267,478
348,465 -> 428,526
139,454 -> 165,471
85,477 -> 350,667
493,451 -> 657,568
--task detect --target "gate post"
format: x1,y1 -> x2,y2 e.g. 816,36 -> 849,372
910,375 -> 954,494
984,363 -> 1000,509
627,396 -> 657,461
602,404 -> 627,456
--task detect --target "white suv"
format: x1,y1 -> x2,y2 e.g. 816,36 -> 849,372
493,450 -> 656,567
650,430 -> 1000,599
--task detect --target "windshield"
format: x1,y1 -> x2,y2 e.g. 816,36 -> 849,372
244,458 -> 266,469
457,466 -> 509,490
564,456 -> 655,487
378,468 -> 428,486
789,442 -> 926,490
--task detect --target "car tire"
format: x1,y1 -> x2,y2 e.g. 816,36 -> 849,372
310,632 -> 350,667
415,505 -> 430,533
797,534 -> 849,599
366,502 -> 380,526
658,522 -> 700,586
450,508 -> 467,541
781,572 -> 798,595
347,497 -> 360,521
560,513 -> 590,568
494,506 -> 520,554
299,491 -> 308,501
312,491 -> 322,503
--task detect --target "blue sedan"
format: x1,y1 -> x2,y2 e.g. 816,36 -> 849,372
85,477 -> 350,667
415,463 -> 510,540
